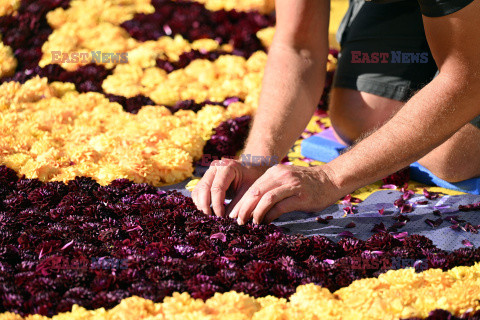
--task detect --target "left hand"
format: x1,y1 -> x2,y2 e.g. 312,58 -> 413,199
229,164 -> 343,225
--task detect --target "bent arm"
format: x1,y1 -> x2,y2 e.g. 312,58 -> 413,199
242,0 -> 330,161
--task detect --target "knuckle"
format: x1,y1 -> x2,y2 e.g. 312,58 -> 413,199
279,170 -> 293,179
263,192 -> 276,204
210,185 -> 224,194
224,161 -> 237,169
194,183 -> 210,192
248,186 -> 262,197
267,165 -> 280,173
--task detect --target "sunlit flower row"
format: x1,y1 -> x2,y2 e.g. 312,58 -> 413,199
102,52 -> 266,106
1,263 -> 479,320
0,77 -> 254,185
184,0 -> 275,14
40,21 -> 233,71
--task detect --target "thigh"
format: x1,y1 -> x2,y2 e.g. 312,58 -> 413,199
419,123 -> 480,182
329,87 -> 404,144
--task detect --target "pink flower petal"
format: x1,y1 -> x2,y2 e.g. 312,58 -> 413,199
381,184 -> 397,190
61,240 -> 74,251
210,232 -> 227,242
462,239 -> 473,247
393,232 -> 408,240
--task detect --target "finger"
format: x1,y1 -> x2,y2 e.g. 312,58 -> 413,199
228,166 -> 280,220
210,162 -> 238,217
226,185 -> 249,218
263,196 -> 300,224
235,174 -> 283,225
250,186 -> 296,224
192,165 -> 217,215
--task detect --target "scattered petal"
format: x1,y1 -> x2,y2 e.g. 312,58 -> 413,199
462,239 -> 473,247
425,218 -> 443,228
423,188 -> 442,200
381,184 -> 397,190
415,200 -> 428,205
338,231 -> 355,238
60,240 -> 74,250
316,217 -> 329,224
393,232 -> 408,240
210,232 -> 227,242
371,222 -> 387,233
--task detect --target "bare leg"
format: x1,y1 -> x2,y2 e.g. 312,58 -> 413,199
328,87 -> 480,182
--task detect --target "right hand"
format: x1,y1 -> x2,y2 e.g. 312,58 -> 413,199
191,158 -> 267,218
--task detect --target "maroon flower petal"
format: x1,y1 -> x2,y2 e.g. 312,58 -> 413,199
423,188 -> 442,200
315,217 -> 328,224
371,222 -> 387,233
338,231 -> 355,238
425,218 -> 443,228
415,200 -> 428,205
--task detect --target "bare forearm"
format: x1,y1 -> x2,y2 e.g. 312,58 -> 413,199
325,74 -> 480,194
243,43 -> 328,159
242,0 -> 330,160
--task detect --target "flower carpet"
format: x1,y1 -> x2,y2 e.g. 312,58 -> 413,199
0,0 -> 479,319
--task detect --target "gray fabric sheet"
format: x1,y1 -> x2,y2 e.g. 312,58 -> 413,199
161,180 -> 480,252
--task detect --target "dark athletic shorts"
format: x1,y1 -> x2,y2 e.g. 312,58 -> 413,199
332,0 -> 480,128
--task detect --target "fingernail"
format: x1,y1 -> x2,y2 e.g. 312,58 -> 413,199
229,210 -> 236,219
237,217 -> 243,225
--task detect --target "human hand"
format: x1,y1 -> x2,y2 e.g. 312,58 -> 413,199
229,164 -> 342,225
191,158 -> 268,217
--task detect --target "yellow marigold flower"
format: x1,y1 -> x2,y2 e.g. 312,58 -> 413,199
49,81 -> 77,96
40,22 -> 137,70
102,64 -> 146,97
0,42 -> 17,77
0,77 -> 56,105
186,0 -> 274,14
191,39 -> 222,52
0,312 -> 24,320
168,127 -> 206,160
46,0 -> 154,29
327,53 -> 338,72
226,101 -> 255,118
149,83 -> 182,106
196,104 -> 228,138
205,291 -> 261,318
0,153 -> 30,172
3,263 -> 480,319
256,27 -> 275,49
0,0 -> 19,16
246,51 -> 268,73
140,67 -> 169,93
